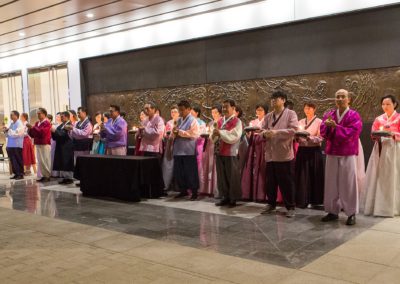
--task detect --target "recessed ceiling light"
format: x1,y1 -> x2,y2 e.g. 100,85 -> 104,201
86,13 -> 94,18
19,32 -> 25,37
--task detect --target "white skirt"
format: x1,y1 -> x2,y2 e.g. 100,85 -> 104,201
364,139 -> 400,217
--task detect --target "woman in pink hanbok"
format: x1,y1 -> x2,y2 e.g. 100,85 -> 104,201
364,95 -> 400,217
192,106 -> 207,194
200,105 -> 222,196
241,104 -> 268,201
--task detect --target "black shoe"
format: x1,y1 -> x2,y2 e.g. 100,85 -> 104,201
37,177 -> 50,182
10,175 -> 17,180
15,175 -> 24,180
228,201 -> 237,208
346,215 -> 356,226
64,179 -> 74,185
321,213 -> 339,222
75,183 -> 81,187
261,204 -> 276,215
190,193 -> 198,201
215,199 -> 230,206
174,192 -> 188,199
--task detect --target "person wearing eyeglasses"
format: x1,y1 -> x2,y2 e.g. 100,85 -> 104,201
100,105 -> 128,156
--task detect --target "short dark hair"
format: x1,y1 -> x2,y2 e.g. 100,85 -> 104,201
304,102 -> 317,109
78,107 -> 88,114
103,112 -> 111,119
170,105 -> 178,111
61,111 -> 70,118
145,102 -> 157,109
381,94 -> 399,109
110,105 -> 120,113
255,103 -> 268,113
271,91 -> 287,101
192,106 -> 201,117
11,110 -> 19,118
285,100 -> 294,110
235,105 -> 243,118
47,114 -> 53,122
211,104 -> 222,114
56,112 -> 62,116
177,100 -> 191,109
223,99 -> 236,108
38,108 -> 47,116
21,113 -> 28,120
69,110 -> 77,119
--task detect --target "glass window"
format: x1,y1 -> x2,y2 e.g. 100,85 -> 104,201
0,71 -> 24,125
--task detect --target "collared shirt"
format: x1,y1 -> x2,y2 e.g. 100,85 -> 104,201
6,119 -> 24,148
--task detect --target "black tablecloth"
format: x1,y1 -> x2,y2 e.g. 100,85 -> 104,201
74,155 -> 164,202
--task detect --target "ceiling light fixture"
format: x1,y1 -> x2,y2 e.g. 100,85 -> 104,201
86,13 -> 94,18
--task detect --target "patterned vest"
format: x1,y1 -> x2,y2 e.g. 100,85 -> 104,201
216,116 -> 241,156
173,114 -> 197,156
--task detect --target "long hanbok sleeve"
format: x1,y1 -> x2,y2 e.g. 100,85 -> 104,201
28,122 -> 51,139
71,123 -> 93,139
320,112 -> 335,140
219,120 -> 243,144
6,123 -> 24,138
332,113 -> 363,141
178,120 -> 199,139
102,121 -> 124,141
143,118 -> 165,139
273,111 -> 298,140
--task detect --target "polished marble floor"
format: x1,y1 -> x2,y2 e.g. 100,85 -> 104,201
0,173 -> 382,269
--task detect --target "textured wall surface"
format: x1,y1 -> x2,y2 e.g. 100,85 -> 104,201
87,66 -> 400,126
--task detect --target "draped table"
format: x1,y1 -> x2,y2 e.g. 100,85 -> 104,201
74,155 -> 164,202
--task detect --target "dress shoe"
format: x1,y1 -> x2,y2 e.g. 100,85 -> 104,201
215,199 -> 230,206
75,183 -> 81,187
321,213 -> 339,222
59,179 -> 73,185
261,204 -> 276,215
346,215 -> 356,226
228,201 -> 237,208
37,177 -> 50,182
286,209 -> 295,218
10,175 -> 17,180
189,193 -> 198,201
174,192 -> 188,199
15,175 -> 24,180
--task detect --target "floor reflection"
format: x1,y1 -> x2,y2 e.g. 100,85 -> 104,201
0,174 -> 382,269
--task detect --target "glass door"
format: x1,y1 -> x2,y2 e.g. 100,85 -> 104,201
28,64 -> 70,123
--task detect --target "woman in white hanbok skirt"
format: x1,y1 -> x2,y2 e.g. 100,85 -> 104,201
364,95 -> 400,217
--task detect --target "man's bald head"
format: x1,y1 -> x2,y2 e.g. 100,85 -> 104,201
335,89 -> 350,110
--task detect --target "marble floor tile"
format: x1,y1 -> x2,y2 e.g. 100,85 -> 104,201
0,173 -> 384,270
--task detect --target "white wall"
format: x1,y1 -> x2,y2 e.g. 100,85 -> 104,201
1,0 -> 399,111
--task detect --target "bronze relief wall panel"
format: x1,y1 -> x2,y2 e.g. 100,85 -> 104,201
87,66 -> 400,127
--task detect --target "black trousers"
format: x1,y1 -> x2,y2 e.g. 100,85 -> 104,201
266,160 -> 295,210
6,147 -> 24,176
173,155 -> 199,194
215,155 -> 242,201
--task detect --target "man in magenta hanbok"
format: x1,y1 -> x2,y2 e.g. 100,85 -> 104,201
320,89 -> 362,226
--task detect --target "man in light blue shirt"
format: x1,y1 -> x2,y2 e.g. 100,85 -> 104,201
3,111 -> 25,180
